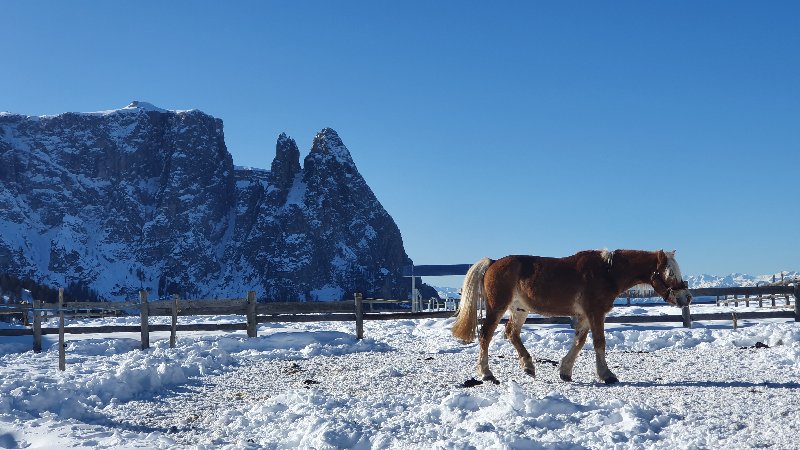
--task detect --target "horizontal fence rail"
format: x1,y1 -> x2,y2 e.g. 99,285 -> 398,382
1,285 -> 797,371
690,286 -> 795,296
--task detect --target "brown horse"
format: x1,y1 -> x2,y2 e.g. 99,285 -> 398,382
452,249 -> 692,384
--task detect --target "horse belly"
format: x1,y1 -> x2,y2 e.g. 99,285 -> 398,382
515,290 -> 577,317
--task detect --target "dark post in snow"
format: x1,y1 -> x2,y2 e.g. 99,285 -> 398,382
246,291 -> 257,338
681,305 -> 692,328
794,284 -> 799,322
355,292 -> 364,340
139,290 -> 149,350
58,288 -> 65,371
170,294 -> 179,348
33,298 -> 42,353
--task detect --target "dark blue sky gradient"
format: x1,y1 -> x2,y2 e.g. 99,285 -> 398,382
2,1 -> 798,282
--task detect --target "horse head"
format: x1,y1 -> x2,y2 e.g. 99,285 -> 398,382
650,250 -> 693,307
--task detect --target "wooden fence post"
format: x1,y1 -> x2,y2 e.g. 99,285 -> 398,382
794,285 -> 799,322
681,305 -> 692,328
140,290 -> 149,350
33,299 -> 42,353
247,291 -> 257,338
58,288 -> 65,371
355,293 -> 364,340
170,294 -> 179,348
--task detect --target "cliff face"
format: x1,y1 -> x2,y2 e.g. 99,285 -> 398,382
0,102 -> 412,300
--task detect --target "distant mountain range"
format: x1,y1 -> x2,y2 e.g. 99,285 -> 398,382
684,272 -> 798,289
0,101 -> 432,301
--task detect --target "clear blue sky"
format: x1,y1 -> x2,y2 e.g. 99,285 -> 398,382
2,1 -> 798,285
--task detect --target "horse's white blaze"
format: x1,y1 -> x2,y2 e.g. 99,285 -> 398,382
665,251 -> 683,281
665,251 -> 692,306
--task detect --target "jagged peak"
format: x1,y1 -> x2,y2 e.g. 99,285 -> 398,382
276,132 -> 298,152
274,133 -> 300,161
270,132 -> 301,190
310,128 -> 353,164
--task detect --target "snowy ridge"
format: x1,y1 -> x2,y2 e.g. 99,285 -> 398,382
22,101 -> 201,118
82,101 -> 197,116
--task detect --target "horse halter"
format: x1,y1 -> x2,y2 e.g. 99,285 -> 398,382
650,270 -> 689,304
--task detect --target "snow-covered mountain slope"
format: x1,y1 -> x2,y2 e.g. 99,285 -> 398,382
0,102 -> 412,300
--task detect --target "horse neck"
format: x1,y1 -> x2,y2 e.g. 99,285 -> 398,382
609,250 -> 659,291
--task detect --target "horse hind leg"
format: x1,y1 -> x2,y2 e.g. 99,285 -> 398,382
505,307 -> 535,377
477,306 -> 503,384
559,315 -> 589,382
477,293 -> 511,385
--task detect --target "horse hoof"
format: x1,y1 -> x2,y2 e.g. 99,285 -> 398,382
463,378 -> 484,388
482,374 -> 500,385
559,373 -> 572,382
604,375 -> 619,385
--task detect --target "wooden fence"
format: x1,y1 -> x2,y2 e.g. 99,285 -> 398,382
0,285 -> 798,371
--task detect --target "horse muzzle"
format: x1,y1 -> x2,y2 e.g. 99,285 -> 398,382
672,290 -> 692,308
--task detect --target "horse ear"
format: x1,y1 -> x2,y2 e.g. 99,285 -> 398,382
657,249 -> 667,267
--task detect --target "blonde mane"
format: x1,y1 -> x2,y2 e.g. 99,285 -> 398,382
600,249 -> 614,267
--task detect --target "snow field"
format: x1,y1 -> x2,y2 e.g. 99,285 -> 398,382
1,306 -> 799,449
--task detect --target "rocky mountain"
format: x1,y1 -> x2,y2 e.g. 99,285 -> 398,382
0,102 -> 419,301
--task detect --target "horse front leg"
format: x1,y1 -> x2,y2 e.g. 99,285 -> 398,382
559,315 -> 588,382
588,313 -> 618,384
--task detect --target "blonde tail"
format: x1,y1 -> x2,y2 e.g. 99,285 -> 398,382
452,257 -> 493,343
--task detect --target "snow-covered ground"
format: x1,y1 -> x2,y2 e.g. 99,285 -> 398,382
1,303 -> 799,449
